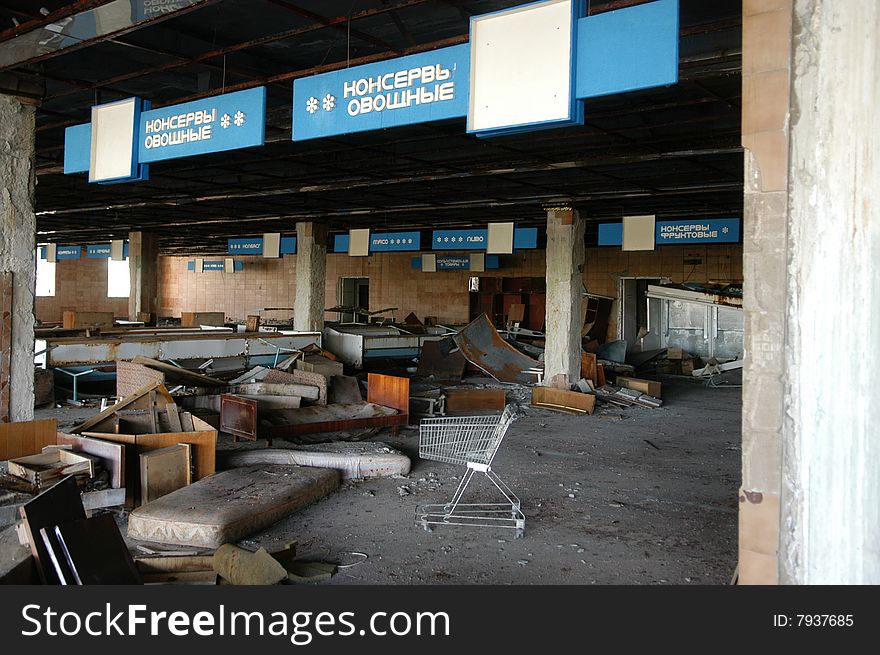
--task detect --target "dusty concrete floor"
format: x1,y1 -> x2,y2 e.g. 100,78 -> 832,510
33,374 -> 741,585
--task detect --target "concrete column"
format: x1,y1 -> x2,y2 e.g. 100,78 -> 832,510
128,231 -> 158,322
780,0 -> 880,584
543,206 -> 585,388
293,221 -> 328,333
738,0 -> 794,584
0,94 -> 36,422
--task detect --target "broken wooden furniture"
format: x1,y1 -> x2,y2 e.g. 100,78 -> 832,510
127,465 -> 340,548
415,404 -> 525,538
70,381 -> 216,506
8,448 -> 96,490
219,373 -> 409,444
531,386 -> 596,415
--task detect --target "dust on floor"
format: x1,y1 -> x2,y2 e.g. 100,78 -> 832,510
34,375 -> 741,585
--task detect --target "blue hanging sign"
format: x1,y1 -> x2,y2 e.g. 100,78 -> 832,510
293,45 -> 470,142
187,260 -> 245,272
432,229 -> 486,250
86,243 -> 130,259
598,218 -> 741,246
227,236 -> 297,255
575,0 -> 679,99
411,255 -> 500,270
139,87 -> 266,163
432,227 -> 539,250
64,87 -> 266,180
40,245 -> 82,260
334,231 -> 421,253
228,238 -> 264,255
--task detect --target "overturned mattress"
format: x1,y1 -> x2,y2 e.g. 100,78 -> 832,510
219,442 -> 411,480
127,465 -> 339,548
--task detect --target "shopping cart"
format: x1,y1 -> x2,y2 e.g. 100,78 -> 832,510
415,404 -> 525,538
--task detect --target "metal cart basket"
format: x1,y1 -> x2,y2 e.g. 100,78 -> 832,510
415,404 -> 525,537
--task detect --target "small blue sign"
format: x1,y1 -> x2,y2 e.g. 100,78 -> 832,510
411,255 -> 500,270
227,236 -> 296,255
280,237 -> 297,255
432,227 -> 538,251
597,223 -> 623,246
86,243 -> 130,259
293,45 -> 470,142
334,231 -> 421,253
432,229 -> 487,250
187,260 -> 245,272
228,238 -> 263,255
598,218 -> 741,246
39,245 -> 82,260
139,87 -> 266,164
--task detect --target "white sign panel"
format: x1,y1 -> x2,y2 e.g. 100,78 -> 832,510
90,98 -> 139,183
468,0 -> 580,135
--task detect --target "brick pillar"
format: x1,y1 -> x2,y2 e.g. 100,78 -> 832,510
293,222 -> 328,333
543,206 -> 585,388
780,0 -> 880,584
0,94 -> 36,422
128,231 -> 158,322
738,0 -> 794,585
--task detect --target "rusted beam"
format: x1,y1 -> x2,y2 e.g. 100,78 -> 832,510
0,0 -> 222,72
0,0 -> 117,44
42,0 -> 432,104
266,0 -> 402,54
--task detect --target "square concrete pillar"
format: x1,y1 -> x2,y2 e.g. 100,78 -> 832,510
128,231 -> 159,322
0,94 -> 36,422
543,206 -> 585,388
294,222 -> 328,333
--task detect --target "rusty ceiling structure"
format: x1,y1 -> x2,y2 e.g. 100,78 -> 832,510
0,0 -> 742,254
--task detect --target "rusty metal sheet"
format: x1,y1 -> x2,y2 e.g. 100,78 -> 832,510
416,338 -> 466,381
452,314 -> 540,384
220,394 -> 258,442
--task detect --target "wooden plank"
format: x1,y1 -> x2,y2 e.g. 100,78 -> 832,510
507,303 -> 525,323
180,311 -> 225,327
616,376 -> 662,399
0,272 -> 11,424
56,432 -> 125,489
581,351 -> 598,385
166,403 -> 183,432
367,373 -> 409,414
180,411 -> 195,433
597,363 -> 606,387
140,444 -> 192,504
445,388 -> 506,412
62,311 -> 115,330
245,315 -> 260,333
531,386 -> 596,415
0,419 -> 57,461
